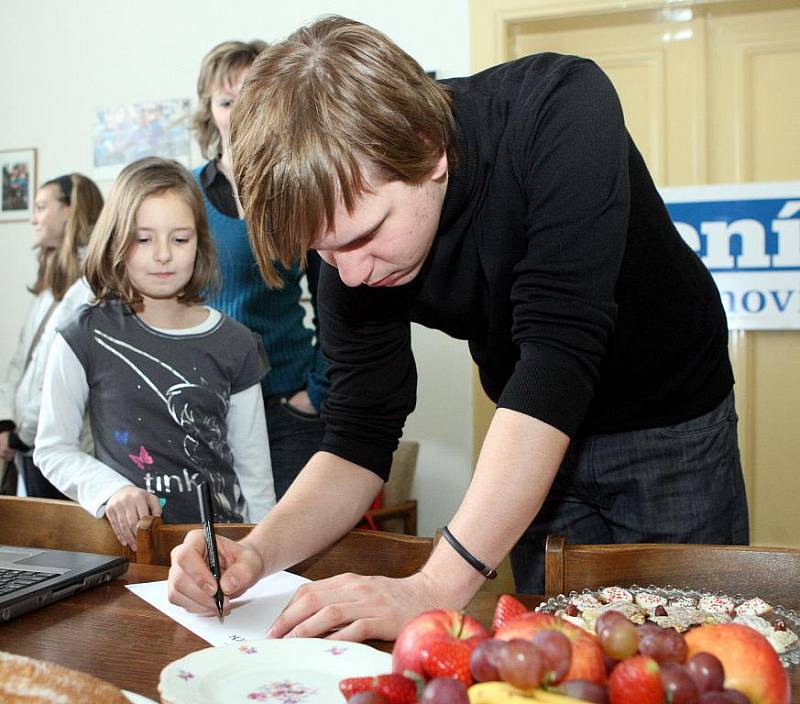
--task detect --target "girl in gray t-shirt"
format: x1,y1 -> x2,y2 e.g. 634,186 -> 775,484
35,157 -> 275,551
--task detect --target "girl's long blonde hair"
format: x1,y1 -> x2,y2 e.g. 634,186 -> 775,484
30,174 -> 104,301
84,157 -> 219,305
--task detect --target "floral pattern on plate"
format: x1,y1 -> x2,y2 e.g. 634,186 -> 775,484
246,680 -> 317,702
159,638 -> 391,704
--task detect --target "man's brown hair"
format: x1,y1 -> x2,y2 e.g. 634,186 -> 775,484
30,174 -> 104,301
230,15 -> 457,287
193,40 -> 267,159
84,157 -> 219,306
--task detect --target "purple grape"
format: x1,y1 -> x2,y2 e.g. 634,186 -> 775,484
470,638 -> 505,682
699,694 -> 732,704
638,627 -> 688,665
721,690 -> 751,704
687,652 -> 725,693
637,622 -> 663,639
660,662 -> 700,704
530,629 -> 572,684
556,679 -> 610,703
497,639 -> 544,690
420,677 -> 469,704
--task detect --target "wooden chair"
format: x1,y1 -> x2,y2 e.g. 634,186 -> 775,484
293,528 -> 432,580
366,440 -> 419,535
133,515 -> 252,566
135,516 -> 432,580
0,496 -> 132,560
544,534 -> 800,607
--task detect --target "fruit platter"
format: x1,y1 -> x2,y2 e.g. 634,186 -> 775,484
338,594 -> 794,704
534,585 -> 800,666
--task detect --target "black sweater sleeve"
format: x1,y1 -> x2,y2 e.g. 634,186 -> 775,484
497,61 -> 629,436
317,263 -> 416,480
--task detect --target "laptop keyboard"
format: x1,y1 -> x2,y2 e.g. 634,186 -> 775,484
0,568 -> 54,596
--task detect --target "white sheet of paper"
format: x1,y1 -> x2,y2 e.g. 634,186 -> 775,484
126,571 -> 310,646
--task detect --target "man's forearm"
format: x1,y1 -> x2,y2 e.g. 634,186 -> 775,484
420,408 -> 569,605
242,451 -> 384,574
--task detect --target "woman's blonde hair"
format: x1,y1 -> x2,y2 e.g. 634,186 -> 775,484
30,174 -> 104,301
84,157 -> 219,306
193,40 -> 267,160
231,15 -> 457,287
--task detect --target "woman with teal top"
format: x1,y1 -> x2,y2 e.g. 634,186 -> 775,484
192,40 -> 328,499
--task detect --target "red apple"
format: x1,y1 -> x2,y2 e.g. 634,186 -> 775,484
494,612 -> 607,685
392,609 -> 489,679
685,623 -> 791,704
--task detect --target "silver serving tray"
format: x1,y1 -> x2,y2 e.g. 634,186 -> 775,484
534,583 -> 800,668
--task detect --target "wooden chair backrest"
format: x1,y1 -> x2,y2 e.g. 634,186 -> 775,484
384,441 -> 419,506
292,529 -> 432,580
544,535 -> 800,607
370,440 -> 420,535
367,499 -> 418,536
134,515 -> 252,566
135,517 -> 432,579
0,496 -> 132,560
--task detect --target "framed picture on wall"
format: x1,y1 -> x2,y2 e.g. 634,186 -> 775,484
0,148 -> 37,223
93,98 -> 192,180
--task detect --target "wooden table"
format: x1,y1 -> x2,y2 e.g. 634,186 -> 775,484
0,564 -> 797,702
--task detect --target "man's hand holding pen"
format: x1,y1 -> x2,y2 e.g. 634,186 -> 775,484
166,528 -> 264,617
197,481 -> 225,620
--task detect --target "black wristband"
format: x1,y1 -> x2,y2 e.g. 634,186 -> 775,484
441,525 -> 497,579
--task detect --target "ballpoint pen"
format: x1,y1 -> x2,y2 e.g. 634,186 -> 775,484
197,480 -> 224,621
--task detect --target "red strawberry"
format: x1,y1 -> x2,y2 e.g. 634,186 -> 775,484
422,637 -> 474,686
339,673 -> 417,704
492,594 -> 529,632
340,677 -> 373,700
608,655 -> 664,704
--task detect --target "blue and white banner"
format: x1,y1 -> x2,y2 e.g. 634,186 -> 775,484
661,182 -> 800,330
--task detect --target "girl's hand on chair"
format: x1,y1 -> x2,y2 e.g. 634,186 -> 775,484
167,532 -> 264,615
106,485 -> 162,551
0,431 -> 14,462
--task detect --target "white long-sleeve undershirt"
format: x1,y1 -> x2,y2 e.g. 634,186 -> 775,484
35,331 -> 275,522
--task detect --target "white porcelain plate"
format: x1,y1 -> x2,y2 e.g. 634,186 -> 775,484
123,692 -> 158,703
159,638 -> 392,704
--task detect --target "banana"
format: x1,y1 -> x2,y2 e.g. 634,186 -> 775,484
533,691 -> 590,704
467,681 -> 537,702
467,682 -> 588,703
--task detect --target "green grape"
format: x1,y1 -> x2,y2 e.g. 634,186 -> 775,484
599,618 -> 639,660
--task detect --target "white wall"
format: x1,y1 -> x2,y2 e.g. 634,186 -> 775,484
0,0 -> 473,537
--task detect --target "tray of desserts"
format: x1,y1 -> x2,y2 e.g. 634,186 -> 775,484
535,584 -> 800,667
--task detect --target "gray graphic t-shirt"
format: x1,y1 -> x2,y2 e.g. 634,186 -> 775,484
60,300 -> 267,523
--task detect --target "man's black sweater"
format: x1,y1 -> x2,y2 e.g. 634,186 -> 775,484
317,53 -> 733,480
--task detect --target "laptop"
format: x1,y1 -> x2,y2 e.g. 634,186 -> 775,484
0,545 -> 129,622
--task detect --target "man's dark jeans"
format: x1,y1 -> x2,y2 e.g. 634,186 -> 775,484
265,395 -> 326,501
510,391 -> 750,594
